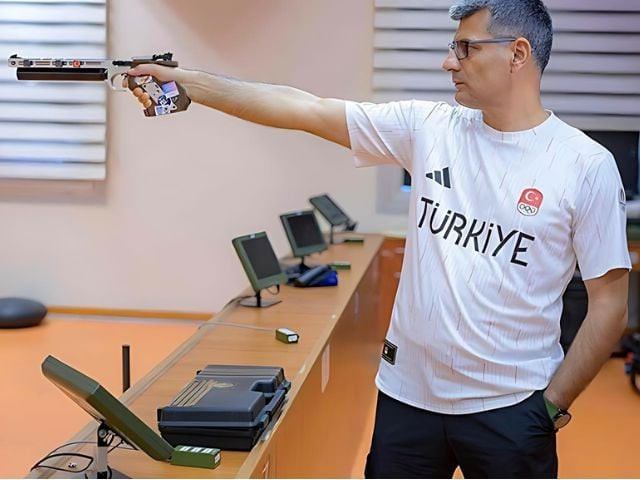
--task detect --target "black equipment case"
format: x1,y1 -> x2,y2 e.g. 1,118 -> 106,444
157,365 -> 291,451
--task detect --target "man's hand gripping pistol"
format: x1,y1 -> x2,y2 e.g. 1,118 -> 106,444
8,52 -> 190,117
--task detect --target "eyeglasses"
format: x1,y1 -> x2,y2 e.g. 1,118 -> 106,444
448,37 -> 517,60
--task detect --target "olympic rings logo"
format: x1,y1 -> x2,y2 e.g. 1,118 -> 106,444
518,203 -> 538,216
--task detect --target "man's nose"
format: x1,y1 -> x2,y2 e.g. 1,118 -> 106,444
442,49 -> 461,72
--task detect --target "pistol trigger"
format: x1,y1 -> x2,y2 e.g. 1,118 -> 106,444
110,72 -> 127,91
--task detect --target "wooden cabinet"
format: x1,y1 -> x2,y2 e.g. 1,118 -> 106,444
32,235 -> 393,479
254,241 -> 389,477
251,450 -> 273,479
629,242 -> 640,271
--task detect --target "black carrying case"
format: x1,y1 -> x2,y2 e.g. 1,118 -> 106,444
157,365 -> 291,451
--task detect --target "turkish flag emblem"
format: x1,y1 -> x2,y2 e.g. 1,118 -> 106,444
517,188 -> 543,216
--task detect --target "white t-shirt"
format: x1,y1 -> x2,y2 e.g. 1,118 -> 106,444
346,100 -> 632,414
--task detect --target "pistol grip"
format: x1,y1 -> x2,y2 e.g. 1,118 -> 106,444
127,75 -> 191,117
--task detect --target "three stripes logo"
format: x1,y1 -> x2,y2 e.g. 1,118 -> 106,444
426,167 -> 451,189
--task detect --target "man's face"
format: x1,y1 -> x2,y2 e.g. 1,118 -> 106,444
442,9 -> 514,110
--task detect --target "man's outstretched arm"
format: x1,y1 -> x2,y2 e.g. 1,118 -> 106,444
126,64 -> 350,149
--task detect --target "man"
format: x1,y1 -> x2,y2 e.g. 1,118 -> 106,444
127,0 -> 631,477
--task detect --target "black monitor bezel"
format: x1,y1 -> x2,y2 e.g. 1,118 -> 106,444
309,194 -> 351,227
232,231 -> 288,293
279,210 -> 328,258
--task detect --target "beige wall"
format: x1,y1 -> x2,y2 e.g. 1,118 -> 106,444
0,0 -> 408,311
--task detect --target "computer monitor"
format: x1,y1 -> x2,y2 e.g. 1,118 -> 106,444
583,130 -> 640,198
309,194 -> 358,244
232,232 -> 287,307
309,194 -> 351,227
280,210 -> 327,260
40,355 -> 173,477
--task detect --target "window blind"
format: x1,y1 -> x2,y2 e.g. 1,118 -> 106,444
373,0 -> 640,131
0,0 -> 107,180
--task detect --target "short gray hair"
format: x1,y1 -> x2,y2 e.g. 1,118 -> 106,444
449,0 -> 553,73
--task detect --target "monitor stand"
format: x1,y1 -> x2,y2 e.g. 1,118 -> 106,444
283,257 -> 317,275
67,422 -> 130,479
329,226 -> 340,245
329,224 -> 361,245
239,290 -> 282,308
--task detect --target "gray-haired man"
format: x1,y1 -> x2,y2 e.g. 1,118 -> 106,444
127,0 -> 630,477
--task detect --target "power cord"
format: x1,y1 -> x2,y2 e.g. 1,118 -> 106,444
30,432 -> 134,475
108,438 -> 135,452
222,285 -> 282,309
215,321 -> 272,332
31,451 -> 95,474
266,285 -> 280,295
222,294 -> 255,309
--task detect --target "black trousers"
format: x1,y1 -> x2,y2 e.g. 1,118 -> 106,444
365,390 -> 558,479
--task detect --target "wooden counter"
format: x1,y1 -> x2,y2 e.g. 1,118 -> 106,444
32,234 -> 389,478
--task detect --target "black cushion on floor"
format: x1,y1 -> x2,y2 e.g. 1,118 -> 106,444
0,297 -> 47,328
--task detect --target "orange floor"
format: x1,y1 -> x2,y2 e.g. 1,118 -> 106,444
0,315 -> 198,478
555,358 -> 640,478
350,358 -> 640,478
2,315 -> 639,478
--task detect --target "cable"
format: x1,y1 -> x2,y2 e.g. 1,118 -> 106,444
44,441 -> 95,456
108,438 -> 136,452
266,285 -> 280,295
222,284 -> 281,309
222,294 -> 255,309
108,439 -> 123,453
116,443 -> 136,451
31,452 -> 94,474
215,321 -> 272,332
31,441 -> 95,473
31,430 -> 134,475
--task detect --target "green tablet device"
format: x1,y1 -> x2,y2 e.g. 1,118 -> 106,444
42,355 -> 174,461
40,356 -> 221,474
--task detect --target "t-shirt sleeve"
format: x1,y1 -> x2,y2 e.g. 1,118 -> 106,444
572,153 -> 632,280
345,100 -> 443,174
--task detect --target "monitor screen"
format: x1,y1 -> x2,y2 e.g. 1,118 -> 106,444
403,170 -> 412,190
280,211 -> 327,258
232,232 -> 287,293
242,235 -> 282,280
41,355 -> 174,461
309,194 -> 350,226
583,130 -> 640,198
288,214 -> 325,247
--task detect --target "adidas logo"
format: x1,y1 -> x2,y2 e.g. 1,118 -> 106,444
426,167 -> 451,189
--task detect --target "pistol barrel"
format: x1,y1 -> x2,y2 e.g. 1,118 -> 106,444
16,67 -> 107,82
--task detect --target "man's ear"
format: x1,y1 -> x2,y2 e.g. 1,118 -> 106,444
511,37 -> 532,73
